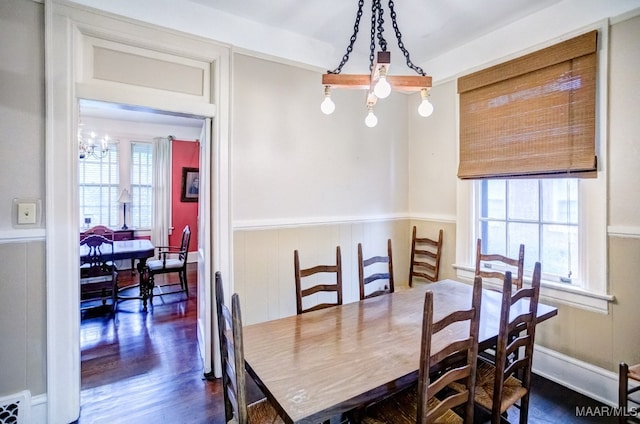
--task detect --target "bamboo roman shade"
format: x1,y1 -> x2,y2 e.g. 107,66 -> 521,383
457,31 -> 598,179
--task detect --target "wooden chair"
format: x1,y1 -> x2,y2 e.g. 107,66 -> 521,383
147,225 -> 191,303
619,362 -> 640,423
409,227 -> 443,286
362,275 -> 483,424
80,234 -> 118,313
294,246 -> 343,315
82,225 -> 115,240
475,238 -> 525,290
214,272 -> 283,424
358,239 -> 394,300
470,262 -> 541,424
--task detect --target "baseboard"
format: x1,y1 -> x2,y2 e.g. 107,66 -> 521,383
30,393 -> 47,424
533,345 -> 619,407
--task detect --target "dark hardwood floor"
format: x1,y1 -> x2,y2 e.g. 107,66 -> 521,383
79,263 -> 613,423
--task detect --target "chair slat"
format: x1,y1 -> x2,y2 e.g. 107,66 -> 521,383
409,227 -> 443,286
358,240 -> 394,300
295,247 -> 343,314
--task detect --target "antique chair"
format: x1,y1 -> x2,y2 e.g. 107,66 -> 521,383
147,225 -> 191,303
409,227 -> 443,286
294,246 -> 343,315
466,263 -> 541,424
80,234 -> 118,313
82,225 -> 115,240
361,275 -> 483,424
619,362 -> 640,423
214,272 -> 283,423
475,238 -> 525,290
358,239 -> 394,300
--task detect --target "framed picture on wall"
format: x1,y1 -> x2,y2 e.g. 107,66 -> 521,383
180,167 -> 199,202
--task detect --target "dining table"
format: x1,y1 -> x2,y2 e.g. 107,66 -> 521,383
80,239 -> 156,310
242,279 -> 558,424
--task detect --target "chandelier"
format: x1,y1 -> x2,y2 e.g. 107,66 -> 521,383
321,0 -> 433,127
78,126 -> 110,159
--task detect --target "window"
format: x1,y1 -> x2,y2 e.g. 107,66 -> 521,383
130,142 -> 153,229
478,179 -> 578,284
79,146 -> 119,228
455,27 -> 611,312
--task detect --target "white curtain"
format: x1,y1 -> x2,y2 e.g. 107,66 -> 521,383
151,136 -> 172,247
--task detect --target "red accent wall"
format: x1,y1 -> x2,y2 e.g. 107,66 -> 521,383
171,140 -> 200,250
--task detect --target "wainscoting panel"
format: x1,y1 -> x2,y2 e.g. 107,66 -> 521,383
233,219 -> 411,325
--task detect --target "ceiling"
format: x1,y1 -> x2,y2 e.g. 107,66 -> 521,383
79,0 -> 566,125
185,0 -> 564,68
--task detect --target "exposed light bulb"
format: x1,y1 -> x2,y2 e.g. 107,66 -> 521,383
320,97 -> 335,115
418,88 -> 434,117
365,105 -> 378,128
373,67 -> 392,99
320,86 -> 335,115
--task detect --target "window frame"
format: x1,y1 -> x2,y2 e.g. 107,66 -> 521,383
454,24 -> 613,313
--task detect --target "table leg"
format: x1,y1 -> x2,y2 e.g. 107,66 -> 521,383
137,259 -> 150,311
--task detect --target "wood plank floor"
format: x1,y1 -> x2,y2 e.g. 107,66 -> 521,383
79,263 -> 614,423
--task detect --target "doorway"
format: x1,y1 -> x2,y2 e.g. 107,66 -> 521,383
46,4 -> 231,422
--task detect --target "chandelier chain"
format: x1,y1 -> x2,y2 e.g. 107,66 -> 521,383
375,0 -> 388,53
369,0 -> 376,71
328,0 -> 365,74
388,0 -> 426,76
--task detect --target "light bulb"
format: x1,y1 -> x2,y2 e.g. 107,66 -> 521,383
320,86 -> 335,115
365,109 -> 378,128
373,66 -> 392,99
418,99 -> 434,117
374,76 -> 391,99
418,88 -> 434,117
320,97 -> 335,115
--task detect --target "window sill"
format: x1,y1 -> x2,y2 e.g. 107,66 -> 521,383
453,265 -> 614,314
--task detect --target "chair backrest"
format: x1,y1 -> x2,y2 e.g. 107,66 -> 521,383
80,234 -> 115,274
409,227 -> 443,286
619,362 -> 640,422
178,225 -> 191,263
489,262 -> 541,424
417,275 -> 482,424
215,272 -> 249,423
82,225 -> 115,241
358,239 -> 394,300
294,246 -> 343,315
475,238 -> 525,290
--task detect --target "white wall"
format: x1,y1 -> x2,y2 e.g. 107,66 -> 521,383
232,53 -> 409,226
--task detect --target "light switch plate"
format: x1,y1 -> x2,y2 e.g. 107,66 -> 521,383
18,203 -> 37,224
12,198 -> 42,228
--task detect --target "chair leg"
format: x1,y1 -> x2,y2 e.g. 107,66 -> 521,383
621,363 -> 629,424
182,269 -> 188,296
111,277 -> 118,314
519,392 -> 530,424
149,274 -> 155,305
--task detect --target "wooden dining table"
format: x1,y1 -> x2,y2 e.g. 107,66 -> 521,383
80,239 -> 156,310
242,279 -> 558,424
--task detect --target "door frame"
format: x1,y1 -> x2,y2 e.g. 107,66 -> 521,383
45,2 -> 231,422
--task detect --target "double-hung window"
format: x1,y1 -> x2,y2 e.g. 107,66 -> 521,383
478,178 -> 578,284
130,142 -> 153,229
456,29 -> 611,311
79,146 -> 119,228
79,140 -> 154,231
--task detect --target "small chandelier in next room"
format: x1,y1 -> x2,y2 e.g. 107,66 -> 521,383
78,127 -> 111,159
320,0 -> 433,127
